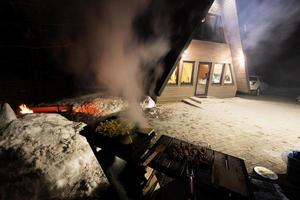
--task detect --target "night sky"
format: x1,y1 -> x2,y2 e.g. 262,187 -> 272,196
236,0 -> 300,87
0,0 -> 300,107
0,0 -> 212,106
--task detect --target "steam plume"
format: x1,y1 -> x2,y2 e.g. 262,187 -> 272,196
65,0 -> 170,125
238,0 -> 300,66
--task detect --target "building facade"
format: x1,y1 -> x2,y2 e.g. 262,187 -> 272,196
158,0 -> 249,102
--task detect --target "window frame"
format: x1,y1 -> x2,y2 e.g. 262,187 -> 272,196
180,61 -> 195,85
223,64 -> 234,85
211,63 -> 225,85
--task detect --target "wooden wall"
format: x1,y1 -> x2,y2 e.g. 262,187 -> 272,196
158,86 -> 195,102
158,0 -> 247,102
158,40 -> 237,102
185,40 -> 232,63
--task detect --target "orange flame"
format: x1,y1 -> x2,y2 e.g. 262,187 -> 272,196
19,104 -> 33,114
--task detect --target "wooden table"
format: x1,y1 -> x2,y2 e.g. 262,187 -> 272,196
143,135 -> 254,200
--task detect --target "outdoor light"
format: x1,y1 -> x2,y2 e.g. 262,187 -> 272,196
183,49 -> 188,56
238,53 -> 246,67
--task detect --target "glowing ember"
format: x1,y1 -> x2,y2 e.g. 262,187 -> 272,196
72,98 -> 126,117
19,104 -> 33,114
72,99 -> 103,116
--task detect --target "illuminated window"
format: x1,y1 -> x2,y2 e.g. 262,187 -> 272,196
197,63 -> 210,85
212,63 -> 224,84
224,64 -> 233,84
168,65 -> 179,84
181,61 -> 194,84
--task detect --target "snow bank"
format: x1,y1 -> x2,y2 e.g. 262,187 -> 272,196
0,110 -> 108,199
0,103 -> 17,130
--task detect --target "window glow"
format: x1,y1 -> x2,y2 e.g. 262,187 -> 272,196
212,64 -> 224,84
197,64 -> 210,85
224,64 -> 233,84
168,65 -> 179,84
181,62 -> 194,84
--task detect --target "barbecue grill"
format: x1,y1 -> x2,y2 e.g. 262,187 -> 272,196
80,116 -> 254,200
143,135 -> 254,200
80,114 -> 156,199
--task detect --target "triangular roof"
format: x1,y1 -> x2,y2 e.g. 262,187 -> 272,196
138,0 -> 214,98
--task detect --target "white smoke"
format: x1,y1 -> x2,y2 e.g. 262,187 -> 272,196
239,0 -> 300,51
66,0 -> 170,125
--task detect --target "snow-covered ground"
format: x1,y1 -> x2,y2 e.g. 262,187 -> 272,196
1,94 -> 299,199
0,104 -> 108,200
147,95 -> 300,174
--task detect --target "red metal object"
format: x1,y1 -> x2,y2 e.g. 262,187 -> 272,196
30,105 -> 72,113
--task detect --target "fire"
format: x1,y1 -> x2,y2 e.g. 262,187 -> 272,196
19,104 -> 33,114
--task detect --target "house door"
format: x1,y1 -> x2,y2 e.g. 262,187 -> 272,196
195,63 -> 211,96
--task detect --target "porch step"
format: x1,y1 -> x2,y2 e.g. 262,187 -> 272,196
189,96 -> 203,104
182,98 -> 202,108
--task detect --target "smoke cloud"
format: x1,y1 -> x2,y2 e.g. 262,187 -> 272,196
63,0 -> 170,125
237,0 -> 300,68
